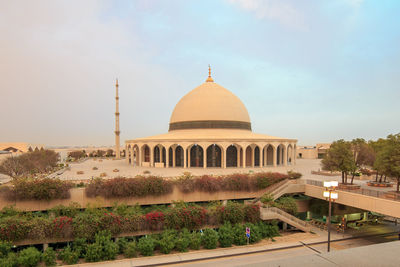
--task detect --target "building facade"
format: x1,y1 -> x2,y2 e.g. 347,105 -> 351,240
126,70 -> 297,168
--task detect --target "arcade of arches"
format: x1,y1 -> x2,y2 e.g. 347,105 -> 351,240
125,142 -> 296,168
125,69 -> 297,169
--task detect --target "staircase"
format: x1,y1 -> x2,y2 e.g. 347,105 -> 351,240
260,206 -> 311,232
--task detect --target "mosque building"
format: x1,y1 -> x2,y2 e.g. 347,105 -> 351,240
125,67 -> 297,169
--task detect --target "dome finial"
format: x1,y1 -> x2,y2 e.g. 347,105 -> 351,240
206,64 -> 214,82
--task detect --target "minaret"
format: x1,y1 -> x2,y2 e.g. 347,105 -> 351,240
115,78 -> 121,159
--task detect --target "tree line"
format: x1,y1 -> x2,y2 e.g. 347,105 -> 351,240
321,134 -> 400,192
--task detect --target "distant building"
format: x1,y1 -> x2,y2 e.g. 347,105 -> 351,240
0,143 -> 45,162
296,143 -> 331,159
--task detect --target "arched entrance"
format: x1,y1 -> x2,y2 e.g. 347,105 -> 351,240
143,145 -> 150,163
266,145 -> 274,166
175,146 -> 184,167
190,145 -> 203,167
287,144 -> 293,165
226,145 -> 238,167
254,146 -> 260,167
277,144 -> 285,165
245,146 -> 252,167
207,144 -> 221,167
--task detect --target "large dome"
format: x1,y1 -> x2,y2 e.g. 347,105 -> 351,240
169,77 -> 251,131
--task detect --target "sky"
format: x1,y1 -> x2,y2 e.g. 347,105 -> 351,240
1,0 -> 399,147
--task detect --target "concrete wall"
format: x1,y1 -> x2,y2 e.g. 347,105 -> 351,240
0,186 -> 269,212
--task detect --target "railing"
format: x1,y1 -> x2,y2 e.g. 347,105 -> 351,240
261,206 -> 309,228
305,179 -> 400,202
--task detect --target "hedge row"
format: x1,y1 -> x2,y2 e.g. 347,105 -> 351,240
0,221 -> 279,266
86,172 -> 288,198
0,178 -> 74,201
0,202 -> 260,242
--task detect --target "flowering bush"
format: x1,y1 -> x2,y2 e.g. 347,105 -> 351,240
4,178 -> 74,201
254,172 -> 287,189
100,213 -> 122,235
144,211 -> 165,230
218,201 -> 245,224
243,204 -> 261,223
194,175 -> 222,192
165,206 -> 207,230
53,216 -> 73,238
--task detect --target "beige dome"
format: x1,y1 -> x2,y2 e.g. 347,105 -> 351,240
169,80 -> 251,131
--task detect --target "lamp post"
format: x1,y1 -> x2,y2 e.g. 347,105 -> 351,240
323,180 -> 338,252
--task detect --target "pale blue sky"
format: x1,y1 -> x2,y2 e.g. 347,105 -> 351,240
0,0 -> 399,146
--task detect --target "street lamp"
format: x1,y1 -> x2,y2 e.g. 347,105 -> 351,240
323,180 -> 338,252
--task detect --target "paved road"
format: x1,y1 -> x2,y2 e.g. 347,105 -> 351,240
169,234 -> 398,267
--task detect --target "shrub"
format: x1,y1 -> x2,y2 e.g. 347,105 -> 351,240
165,206 -> 207,230
17,247 -> 41,267
219,201 -> 244,224
124,241 -> 137,258
260,193 -> 274,205
194,175 -> 222,192
176,173 -> 196,193
72,212 -> 102,240
59,245 -> 79,265
77,171 -> 84,175
0,216 -> 31,241
275,197 -> 298,215
158,230 -> 176,254
287,171 -> 302,179
144,211 -> 165,230
84,178 -> 104,198
100,212 -> 123,235
189,231 -> 202,250
0,240 -> 12,258
73,237 -> 87,258
100,172 -> 107,177
49,203 -> 81,218
42,247 -> 56,266
223,174 -> 253,191
257,221 -> 279,239
0,252 -> 17,267
52,216 -> 73,238
243,204 -> 260,223
175,229 -> 190,252
232,224 -> 247,246
254,172 -> 287,189
244,223 -> 262,243
137,237 -> 155,256
117,237 -> 129,254
84,230 -> 118,262
218,222 -> 234,247
5,178 -> 73,201
92,167 -> 98,170
201,228 -> 218,249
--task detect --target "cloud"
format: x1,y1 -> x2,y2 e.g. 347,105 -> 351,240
227,0 -> 307,30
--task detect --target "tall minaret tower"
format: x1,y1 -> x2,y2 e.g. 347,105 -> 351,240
114,78 -> 121,159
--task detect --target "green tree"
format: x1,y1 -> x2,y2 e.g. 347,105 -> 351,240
321,140 -> 356,184
375,134 -> 400,192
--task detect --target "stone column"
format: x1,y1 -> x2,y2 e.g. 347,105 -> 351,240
203,147 -> 207,168
166,147 -> 169,168
126,146 -> 129,164
223,147 -> 226,169
293,145 -> 297,165
130,147 -> 134,166
283,146 -> 287,166
273,147 -> 277,167
251,147 -> 255,167
188,147 -> 191,168
150,147 -> 154,167
172,148 -> 176,167
183,148 -> 187,168
236,147 -> 240,167
242,149 -> 246,168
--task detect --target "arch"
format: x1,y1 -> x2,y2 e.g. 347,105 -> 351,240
254,146 -> 260,167
168,147 -> 173,167
266,145 -> 274,166
189,144 -> 204,167
206,144 -> 222,167
287,144 -> 293,165
175,145 -> 184,167
153,144 -> 165,164
142,145 -> 150,163
226,145 -> 239,167
133,145 -> 140,166
245,146 -> 252,167
277,144 -> 285,165
162,147 -> 166,166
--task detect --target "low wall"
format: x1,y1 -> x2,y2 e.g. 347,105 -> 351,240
304,184 -> 400,218
0,186 -> 269,212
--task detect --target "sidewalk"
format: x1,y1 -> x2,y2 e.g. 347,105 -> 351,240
68,228 -> 352,267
